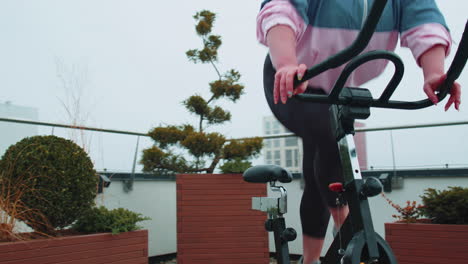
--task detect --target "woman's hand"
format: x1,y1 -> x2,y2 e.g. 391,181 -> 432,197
274,64 -> 309,104
423,73 -> 461,111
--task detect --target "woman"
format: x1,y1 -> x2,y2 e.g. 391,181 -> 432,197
256,0 -> 461,263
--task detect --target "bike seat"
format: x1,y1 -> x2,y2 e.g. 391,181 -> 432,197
243,165 -> 293,183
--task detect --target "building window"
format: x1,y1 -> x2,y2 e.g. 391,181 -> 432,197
285,149 -> 293,167
264,139 -> 271,148
274,139 -> 280,148
265,121 -> 271,135
294,149 -> 299,167
265,151 -> 272,164
274,150 -> 281,166
272,121 -> 281,134
285,137 -> 298,147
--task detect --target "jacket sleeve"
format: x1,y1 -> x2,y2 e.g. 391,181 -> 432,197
399,0 -> 452,66
256,0 -> 307,46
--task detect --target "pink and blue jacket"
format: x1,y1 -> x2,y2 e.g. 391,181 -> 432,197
257,0 -> 452,92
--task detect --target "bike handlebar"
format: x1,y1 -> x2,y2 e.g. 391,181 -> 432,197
294,0 -> 468,110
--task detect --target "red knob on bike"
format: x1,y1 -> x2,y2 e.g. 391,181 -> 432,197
329,182 -> 344,193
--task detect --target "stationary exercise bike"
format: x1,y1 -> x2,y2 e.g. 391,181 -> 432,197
243,0 -> 468,263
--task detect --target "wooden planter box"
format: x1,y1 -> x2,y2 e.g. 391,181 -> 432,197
177,174 -> 269,264
385,223 -> 468,264
0,229 -> 148,264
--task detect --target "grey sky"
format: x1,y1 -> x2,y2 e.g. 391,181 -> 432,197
0,0 -> 467,171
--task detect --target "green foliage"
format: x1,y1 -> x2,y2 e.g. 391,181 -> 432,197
183,95 -> 210,116
72,206 -> 150,235
148,125 -> 194,149
206,106 -> 231,124
210,70 -> 243,102
181,132 -> 226,157
141,146 -> 190,174
185,11 -> 221,63
419,186 -> 468,225
194,10 -> 215,36
186,11 -> 220,64
141,10 -> 262,174
0,135 -> 98,234
220,158 -> 252,174
223,138 -> 263,159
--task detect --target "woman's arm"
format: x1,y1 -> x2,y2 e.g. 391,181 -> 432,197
267,25 -> 297,69
420,44 -> 461,111
266,25 -> 308,104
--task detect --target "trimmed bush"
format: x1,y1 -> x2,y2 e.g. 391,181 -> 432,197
219,158 -> 252,174
420,186 -> 468,225
0,135 -> 98,234
72,206 -> 150,234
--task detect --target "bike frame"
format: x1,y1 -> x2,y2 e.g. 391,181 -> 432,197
320,104 -> 397,264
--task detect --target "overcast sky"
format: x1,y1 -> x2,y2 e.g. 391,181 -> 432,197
1,0 -> 467,172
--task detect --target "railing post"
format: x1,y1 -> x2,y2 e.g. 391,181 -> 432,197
124,135 -> 140,192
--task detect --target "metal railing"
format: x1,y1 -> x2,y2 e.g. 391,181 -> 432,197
0,117 -> 147,137
260,120 -> 468,140
2,116 -> 468,137
1,116 -> 468,170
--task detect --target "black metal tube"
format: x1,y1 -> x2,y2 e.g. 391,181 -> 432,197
272,217 -> 290,264
294,0 -> 389,87
329,51 -> 404,101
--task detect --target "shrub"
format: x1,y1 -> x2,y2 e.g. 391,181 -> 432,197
72,206 -> 150,235
419,186 -> 468,225
219,158 -> 252,174
0,135 -> 98,234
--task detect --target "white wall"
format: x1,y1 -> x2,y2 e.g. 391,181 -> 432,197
100,175 -> 467,257
98,180 -> 177,257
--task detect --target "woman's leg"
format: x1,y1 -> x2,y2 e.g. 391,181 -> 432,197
263,56 -> 331,263
312,103 -> 349,234
302,236 -> 324,264
329,205 -> 349,231
300,139 -> 330,264
302,205 -> 348,264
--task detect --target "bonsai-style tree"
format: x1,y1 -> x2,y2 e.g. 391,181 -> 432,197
141,10 -> 262,174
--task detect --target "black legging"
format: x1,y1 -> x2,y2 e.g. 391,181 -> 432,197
263,55 -> 344,238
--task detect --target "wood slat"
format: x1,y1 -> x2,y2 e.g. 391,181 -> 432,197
385,223 -> 468,264
177,174 -> 269,264
0,230 -> 148,264
0,230 -> 147,253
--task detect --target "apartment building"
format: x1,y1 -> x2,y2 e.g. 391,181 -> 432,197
262,116 -> 367,173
